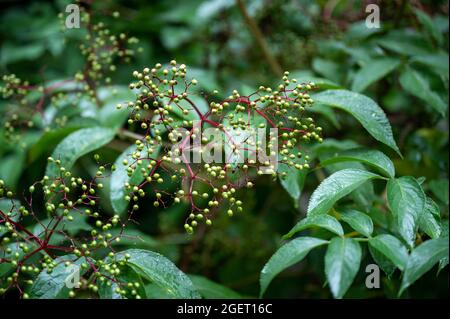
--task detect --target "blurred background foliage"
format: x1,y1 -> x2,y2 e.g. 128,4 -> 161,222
0,0 -> 448,298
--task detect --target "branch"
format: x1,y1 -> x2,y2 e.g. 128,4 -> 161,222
235,0 -> 283,77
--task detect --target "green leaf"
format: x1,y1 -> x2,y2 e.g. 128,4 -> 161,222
110,144 -> 161,216
98,86 -> 135,129
189,68 -> 219,92
32,212 -> 90,241
417,176 -> 426,185
368,234 -> 409,271
312,58 -> 342,84
0,151 -> 25,190
368,244 -> 396,277
351,58 -> 400,92
307,169 -> 383,216
107,227 -> 160,249
324,237 -> 362,299
320,148 -> 395,178
28,127 -> 84,163
319,158 -> 377,209
399,67 -> 447,116
345,21 -> 383,40
432,15 -> 449,33
414,9 -> 443,46
438,220 -> 449,273
312,138 -> 360,158
338,209 -> 373,237
323,40 -> 379,64
181,94 -> 209,116
400,237 -> 449,295
115,249 -> 200,299
105,227 -> 181,261
42,94 -> 97,126
45,127 -> 116,178
29,255 -> 90,299
260,237 -> 328,297
278,163 -> 307,205
144,283 -> 178,299
160,26 -> 192,49
377,30 -> 433,56
440,220 -> 449,238
439,257 -> 449,274
367,207 -> 391,231
0,42 -> 45,66
284,214 -> 343,239
98,281 -> 122,299
428,179 -> 449,205
410,53 -> 449,77
419,197 -> 441,239
387,177 -> 426,247
313,90 -> 400,155
309,103 -> 341,129
188,275 -> 242,299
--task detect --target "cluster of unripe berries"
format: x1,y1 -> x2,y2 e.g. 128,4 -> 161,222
1,5 -> 141,147
64,8 -> 141,89
0,7 -> 158,299
0,155 -> 137,297
0,180 -> 13,199
0,74 -> 30,99
117,61 -> 321,233
0,75 -> 37,144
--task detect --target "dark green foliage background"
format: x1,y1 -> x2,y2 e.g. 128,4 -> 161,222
0,0 -> 448,298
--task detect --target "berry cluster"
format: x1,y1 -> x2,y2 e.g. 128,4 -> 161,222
0,4 -> 147,299
0,3 -> 323,297
0,74 -> 37,144
0,154 -> 143,298
119,60 -> 322,233
64,7 -> 141,89
0,3 -> 140,145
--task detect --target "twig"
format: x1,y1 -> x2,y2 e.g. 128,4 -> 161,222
235,0 -> 283,77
